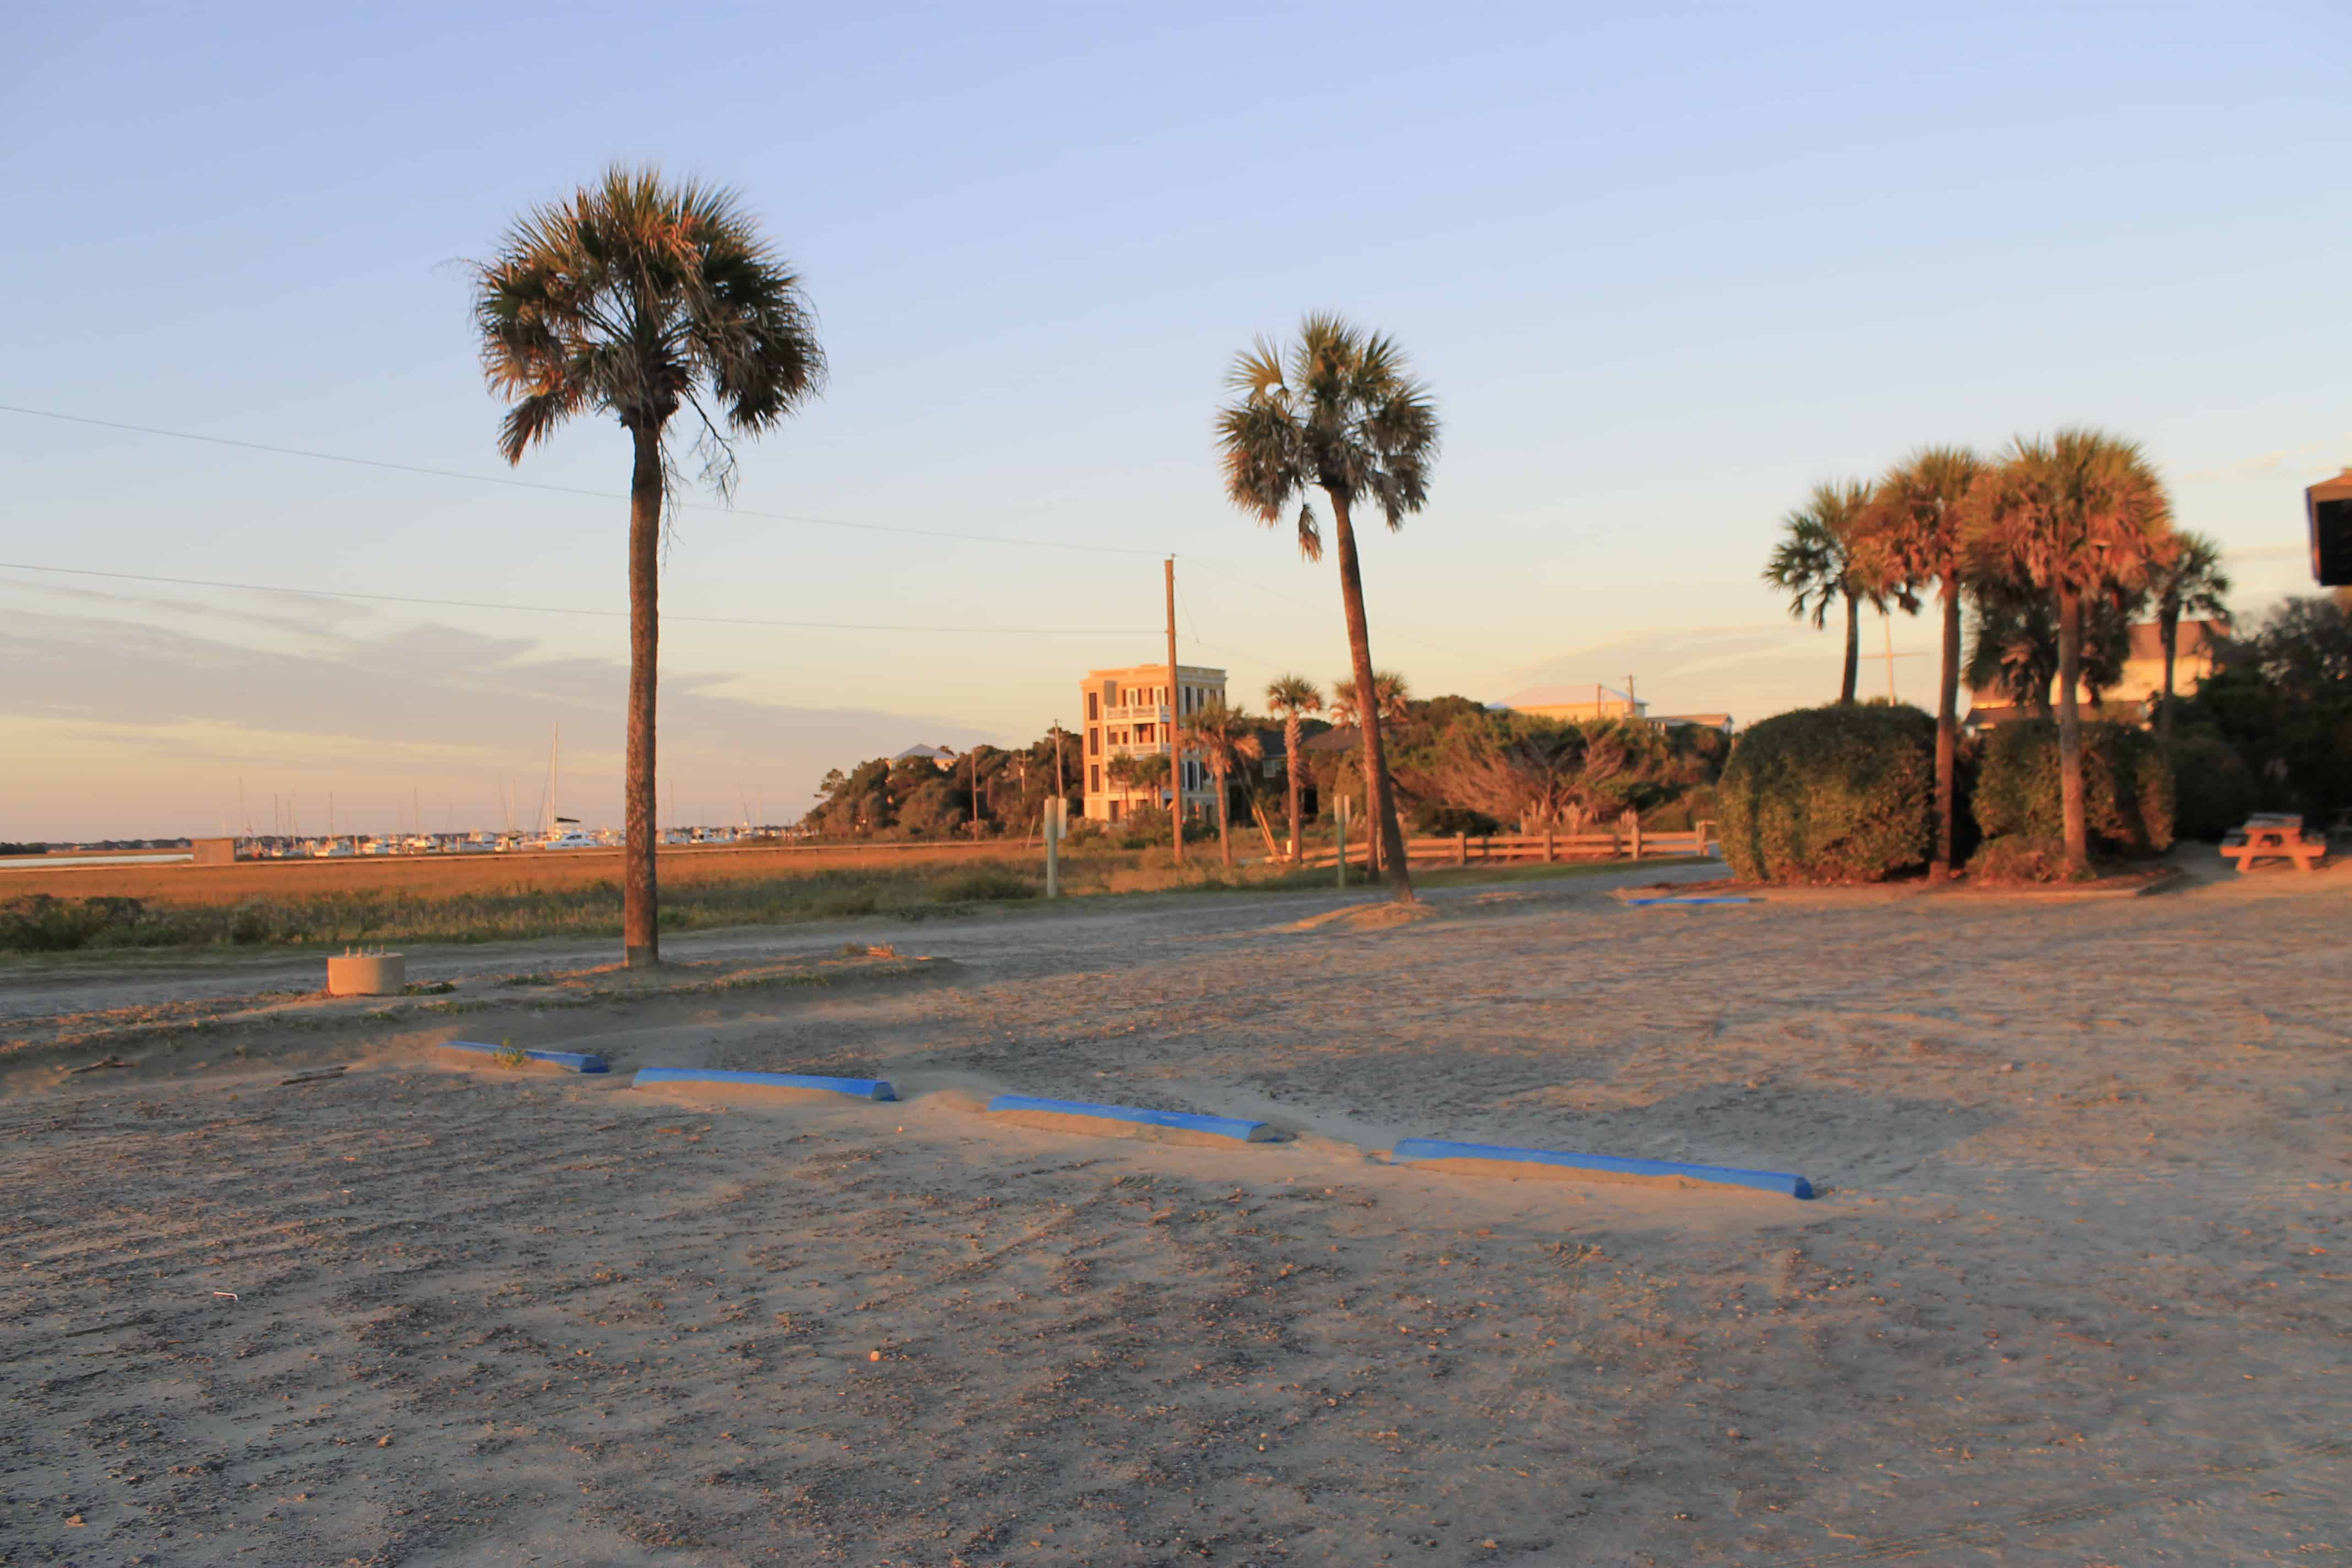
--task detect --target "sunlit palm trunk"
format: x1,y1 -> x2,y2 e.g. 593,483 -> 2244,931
1284,717 -> 1302,863
1327,492 -> 1413,900
1215,761 -> 1233,868
1839,590 -> 1860,704
2158,614 -> 2179,752
2056,588 -> 2088,875
1931,587 -> 1961,881
624,423 -> 662,966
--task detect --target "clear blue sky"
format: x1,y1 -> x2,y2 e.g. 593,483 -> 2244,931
3,2 -> 2347,837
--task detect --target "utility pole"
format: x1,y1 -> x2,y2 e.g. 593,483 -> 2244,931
970,748 -> 982,841
1863,609 -> 1928,704
1626,675 -> 1637,715
1165,556 -> 1183,865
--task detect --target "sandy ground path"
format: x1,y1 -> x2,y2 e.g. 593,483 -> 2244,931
3,854 -> 2346,1565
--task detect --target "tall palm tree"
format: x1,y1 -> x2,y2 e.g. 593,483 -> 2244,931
1859,448 -> 1981,881
1264,674 -> 1322,863
1967,429 -> 2176,875
472,166 -> 824,967
2149,530 -> 2231,750
1178,700 -> 1265,868
1216,314 -> 1438,903
1764,480 -> 1882,704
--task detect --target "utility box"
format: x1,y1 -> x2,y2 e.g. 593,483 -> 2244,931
327,950 -> 407,997
189,837 -> 236,865
2310,467 -> 2352,587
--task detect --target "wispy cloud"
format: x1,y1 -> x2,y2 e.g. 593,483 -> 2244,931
2180,436 -> 2349,486
0,606 -> 995,837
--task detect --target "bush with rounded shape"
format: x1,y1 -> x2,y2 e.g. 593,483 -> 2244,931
1717,705 -> 1936,883
2166,732 -> 2260,842
1972,721 -> 2174,856
1966,834 -> 2081,884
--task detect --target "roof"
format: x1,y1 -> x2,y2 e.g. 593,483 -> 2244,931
1302,725 -> 1362,753
893,744 -> 957,763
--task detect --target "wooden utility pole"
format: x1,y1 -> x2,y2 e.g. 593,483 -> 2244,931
1166,556 -> 1183,865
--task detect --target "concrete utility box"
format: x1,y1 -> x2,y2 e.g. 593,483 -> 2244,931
327,950 -> 407,997
189,837 -> 236,865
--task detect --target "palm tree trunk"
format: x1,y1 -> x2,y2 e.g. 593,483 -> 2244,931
2056,587 -> 2088,876
1839,590 -> 1860,704
2158,610 -> 2179,752
1217,763 -> 1233,868
1327,492 -> 1414,900
623,422 -> 662,967
1284,717 -> 1302,863
1931,585 -> 1961,882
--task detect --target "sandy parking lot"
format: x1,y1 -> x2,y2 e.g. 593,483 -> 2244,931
3,854 -> 2345,1566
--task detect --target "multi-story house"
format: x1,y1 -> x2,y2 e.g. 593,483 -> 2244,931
1078,662 -> 1227,823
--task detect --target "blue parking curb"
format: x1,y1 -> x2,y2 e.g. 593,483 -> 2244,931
437,1041 -> 609,1074
631,1067 -> 897,1102
1625,896 -> 1753,907
1391,1137 -> 1812,1199
984,1093 -> 1276,1143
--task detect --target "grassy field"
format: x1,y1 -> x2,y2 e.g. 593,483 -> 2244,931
0,840 -> 1702,954
0,841 -> 1263,953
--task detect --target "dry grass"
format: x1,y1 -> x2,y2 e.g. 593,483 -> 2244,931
0,842 -> 1310,954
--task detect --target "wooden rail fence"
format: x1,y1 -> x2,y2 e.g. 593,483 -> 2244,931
1299,823 -> 1715,870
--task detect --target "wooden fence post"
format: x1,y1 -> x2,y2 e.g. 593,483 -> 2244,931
1544,825 -> 1555,863
1456,831 -> 1468,865
1631,820 -> 1643,860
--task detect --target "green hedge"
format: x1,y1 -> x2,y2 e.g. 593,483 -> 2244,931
2168,732 -> 2259,842
1718,705 -> 1936,882
1972,720 -> 2174,856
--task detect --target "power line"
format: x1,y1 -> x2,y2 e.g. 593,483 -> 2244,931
3,401 -> 1510,659
0,403 -> 1162,558
0,562 -> 1156,636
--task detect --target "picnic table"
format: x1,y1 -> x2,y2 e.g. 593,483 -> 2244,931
2219,814 -> 2328,874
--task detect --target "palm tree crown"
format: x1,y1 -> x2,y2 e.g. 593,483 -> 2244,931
473,165 -> 826,484
1765,479 -> 1883,704
1330,671 -> 1411,728
1965,429 -> 2175,599
1215,314 -> 1438,559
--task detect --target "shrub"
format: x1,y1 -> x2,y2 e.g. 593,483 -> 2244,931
2167,732 -> 2260,842
1408,804 -> 1504,837
1967,834 -> 2082,884
1717,705 -> 1936,882
930,864 -> 1040,903
1972,721 -> 2174,856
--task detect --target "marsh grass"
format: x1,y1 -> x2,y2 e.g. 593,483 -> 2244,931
0,844 -> 1706,955
0,846 -> 1283,954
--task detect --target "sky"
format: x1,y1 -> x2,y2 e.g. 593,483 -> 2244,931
3,2 -> 2348,839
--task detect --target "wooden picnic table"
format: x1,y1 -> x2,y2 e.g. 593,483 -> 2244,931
2220,818 -> 2328,874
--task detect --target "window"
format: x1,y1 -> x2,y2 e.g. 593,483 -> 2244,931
1088,726 -> 1100,756
1089,764 -> 1101,793
1087,692 -> 1099,721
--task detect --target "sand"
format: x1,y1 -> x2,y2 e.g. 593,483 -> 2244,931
2,849 -> 2345,1565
